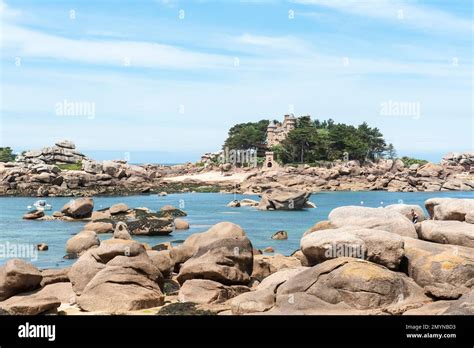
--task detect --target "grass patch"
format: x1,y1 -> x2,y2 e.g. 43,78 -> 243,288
56,161 -> 82,171
400,156 -> 428,167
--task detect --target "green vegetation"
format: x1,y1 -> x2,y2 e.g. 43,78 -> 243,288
157,302 -> 216,316
155,183 -> 221,193
56,161 -> 82,170
385,143 -> 397,159
223,120 -> 269,151
223,116 -> 394,164
400,156 -> 428,167
0,147 -> 16,162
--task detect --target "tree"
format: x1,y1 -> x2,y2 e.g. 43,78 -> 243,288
222,116 -> 394,165
223,120 -> 269,151
0,147 -> 16,162
357,122 -> 387,161
279,116 -> 319,163
386,143 -> 397,159
269,144 -> 287,164
283,127 -> 317,163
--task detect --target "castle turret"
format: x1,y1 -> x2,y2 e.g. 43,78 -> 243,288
264,114 -> 308,170
267,121 -> 278,147
283,114 -> 296,132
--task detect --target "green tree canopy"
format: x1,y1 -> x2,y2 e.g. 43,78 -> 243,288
275,117 -> 391,163
0,147 -> 16,162
223,120 -> 269,150
223,116 -> 393,164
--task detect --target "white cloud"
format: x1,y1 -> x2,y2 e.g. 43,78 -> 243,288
1,23 -> 233,70
237,33 -> 291,47
154,0 -> 179,7
0,0 -> 21,18
292,0 -> 473,34
235,33 -> 311,54
4,21 -> 467,79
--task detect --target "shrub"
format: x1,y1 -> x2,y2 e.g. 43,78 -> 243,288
401,156 -> 428,167
56,161 -> 82,170
0,147 -> 16,162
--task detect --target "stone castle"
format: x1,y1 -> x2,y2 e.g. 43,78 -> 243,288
264,114 -> 297,169
266,114 -> 297,147
200,114 -> 298,169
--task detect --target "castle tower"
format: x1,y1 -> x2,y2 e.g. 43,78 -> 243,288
264,151 -> 279,170
266,121 -> 277,147
283,114 -> 296,133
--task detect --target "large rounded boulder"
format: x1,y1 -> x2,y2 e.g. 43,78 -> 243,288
231,267 -> 307,314
69,238 -> 165,313
61,197 -> 94,218
0,259 -> 43,301
300,227 -> 404,270
65,230 -> 100,257
385,204 -> 426,222
257,189 -> 311,211
252,254 -> 302,281
328,206 -> 417,238
178,279 -> 249,304
425,198 -> 474,221
170,221 -> 247,266
232,258 -> 429,315
173,222 -> 253,285
418,220 -> 474,248
403,237 -> 474,299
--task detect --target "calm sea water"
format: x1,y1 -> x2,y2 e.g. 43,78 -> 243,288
0,191 -> 472,269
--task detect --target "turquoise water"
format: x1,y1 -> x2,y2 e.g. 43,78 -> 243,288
0,191 -> 473,269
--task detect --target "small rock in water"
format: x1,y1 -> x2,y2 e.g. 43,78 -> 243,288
23,210 -> 44,220
91,210 -> 111,221
174,218 -> 190,230
263,247 -> 275,253
160,205 -> 187,217
271,231 -> 288,240
37,243 -> 48,251
158,192 -> 168,196
227,200 -> 241,207
109,203 -> 129,215
240,199 -> 259,207
258,189 -> 311,211
61,197 -> 94,219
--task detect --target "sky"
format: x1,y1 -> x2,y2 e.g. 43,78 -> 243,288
0,0 -> 472,163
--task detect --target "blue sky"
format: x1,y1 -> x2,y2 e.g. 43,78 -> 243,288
1,0 -> 472,163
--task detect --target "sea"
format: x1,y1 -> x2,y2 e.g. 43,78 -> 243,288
0,190 -> 472,269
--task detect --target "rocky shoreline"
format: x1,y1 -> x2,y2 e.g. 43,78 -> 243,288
1,196 -> 472,315
1,144 -> 473,197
